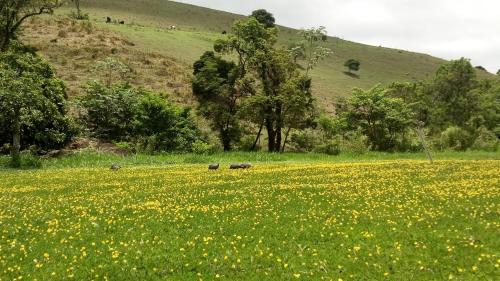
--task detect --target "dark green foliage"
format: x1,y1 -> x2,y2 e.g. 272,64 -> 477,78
344,59 -> 360,73
78,82 -> 140,140
0,0 -> 62,51
0,50 -> 76,161
471,127 -> 499,152
78,82 -> 200,152
342,85 -> 413,151
432,58 -> 478,128
384,59 -> 499,152
289,130 -> 316,152
250,9 -> 275,28
211,17 -> 317,152
192,51 -> 241,151
314,139 -> 340,155
437,126 -> 473,151
473,80 -> 500,135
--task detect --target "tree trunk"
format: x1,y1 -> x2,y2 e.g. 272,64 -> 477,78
275,105 -> 283,152
0,30 -> 11,52
266,121 -> 276,152
221,130 -> 231,151
251,121 -> 264,151
76,1 -> 82,18
11,112 -> 21,167
281,127 -> 292,153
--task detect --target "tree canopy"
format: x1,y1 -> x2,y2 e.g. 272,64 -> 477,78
344,59 -> 361,73
250,9 -> 275,28
0,0 -> 62,51
0,49 -> 74,166
192,51 -> 242,151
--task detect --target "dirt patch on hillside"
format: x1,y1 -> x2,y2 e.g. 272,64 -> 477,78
20,17 -> 194,105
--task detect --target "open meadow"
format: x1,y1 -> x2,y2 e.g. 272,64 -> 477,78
1,156 -> 499,280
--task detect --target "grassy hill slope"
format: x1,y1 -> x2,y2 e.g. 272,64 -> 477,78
20,0 -> 496,108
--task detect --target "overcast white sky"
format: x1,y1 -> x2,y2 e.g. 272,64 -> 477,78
176,0 -> 500,73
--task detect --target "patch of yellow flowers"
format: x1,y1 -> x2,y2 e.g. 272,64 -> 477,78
0,160 -> 498,280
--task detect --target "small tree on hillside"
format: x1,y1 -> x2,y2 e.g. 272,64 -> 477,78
251,9 -> 275,28
344,59 -> 360,74
94,57 -> 131,86
497,69 -> 500,76
71,0 -> 86,20
0,0 -> 62,51
294,26 -> 332,76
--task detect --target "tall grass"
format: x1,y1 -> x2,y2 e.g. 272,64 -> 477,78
2,150 -> 498,170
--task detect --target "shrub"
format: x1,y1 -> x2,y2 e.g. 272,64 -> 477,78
471,127 -> 499,152
314,139 -> 340,155
289,129 -> 317,152
4,151 -> 42,169
437,126 -> 472,151
340,131 -> 370,154
238,135 -> 261,151
58,30 -> 68,38
78,82 -> 201,152
191,140 -> 215,155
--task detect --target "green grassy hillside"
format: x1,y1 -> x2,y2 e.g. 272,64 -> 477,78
20,0 -> 495,108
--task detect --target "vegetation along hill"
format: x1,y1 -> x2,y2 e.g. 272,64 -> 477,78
20,0 -> 496,108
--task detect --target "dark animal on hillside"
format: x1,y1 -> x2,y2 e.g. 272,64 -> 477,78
208,163 -> 220,170
240,163 -> 252,169
230,163 -> 241,170
110,163 -> 122,171
119,20 -> 125,24
106,17 -> 111,23
222,30 -> 227,35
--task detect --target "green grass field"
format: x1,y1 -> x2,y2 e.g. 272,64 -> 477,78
0,153 -> 499,280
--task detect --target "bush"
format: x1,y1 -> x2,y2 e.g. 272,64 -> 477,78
438,126 -> 472,151
289,129 -> 317,152
471,127 -> 499,152
191,140 -> 215,155
314,139 -> 340,155
69,11 -> 89,21
4,151 -> 42,169
57,30 -> 68,38
340,131 -> 370,154
78,82 -> 201,152
238,135 -> 261,151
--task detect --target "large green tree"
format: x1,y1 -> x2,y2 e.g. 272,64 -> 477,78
213,15 -> 320,152
432,58 -> 478,129
192,51 -> 243,151
0,0 -> 62,51
0,50 -> 74,166
343,85 -> 413,151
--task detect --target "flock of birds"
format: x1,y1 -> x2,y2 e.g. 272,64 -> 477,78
109,163 -> 252,171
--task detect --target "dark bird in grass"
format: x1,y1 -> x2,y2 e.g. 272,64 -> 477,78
110,163 -> 122,171
240,163 -> 252,169
230,163 -> 241,170
208,163 -> 220,170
